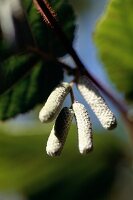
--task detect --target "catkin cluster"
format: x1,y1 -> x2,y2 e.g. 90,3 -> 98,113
39,76 -> 117,156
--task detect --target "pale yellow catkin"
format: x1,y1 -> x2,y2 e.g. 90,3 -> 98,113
72,102 -> 93,154
77,75 -> 117,130
46,107 -> 74,156
39,82 -> 71,123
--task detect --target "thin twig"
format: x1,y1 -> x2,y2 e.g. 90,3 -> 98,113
70,89 -> 75,105
33,0 -> 133,138
28,46 -> 76,75
33,0 -> 128,115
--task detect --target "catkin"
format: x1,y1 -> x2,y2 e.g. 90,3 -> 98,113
46,107 -> 74,156
77,75 -> 117,130
73,102 -> 93,154
39,82 -> 71,123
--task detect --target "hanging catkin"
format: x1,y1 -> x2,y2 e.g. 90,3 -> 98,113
72,101 -> 93,154
77,75 -> 117,130
39,82 -> 71,123
46,107 -> 74,156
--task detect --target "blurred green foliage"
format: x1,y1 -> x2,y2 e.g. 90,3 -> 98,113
0,124 -> 128,200
94,0 -> 133,102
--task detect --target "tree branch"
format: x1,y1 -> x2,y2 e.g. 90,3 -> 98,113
33,0 -> 133,138
28,46 -> 76,76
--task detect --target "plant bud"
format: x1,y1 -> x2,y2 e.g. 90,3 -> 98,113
39,82 -> 71,123
77,75 -> 117,130
46,107 -> 74,156
73,102 -> 93,154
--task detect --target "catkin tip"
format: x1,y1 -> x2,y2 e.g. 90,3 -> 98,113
106,117 -> 117,130
46,149 -> 61,157
39,110 -> 47,123
80,143 -> 93,155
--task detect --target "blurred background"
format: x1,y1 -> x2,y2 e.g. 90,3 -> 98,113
0,0 -> 133,199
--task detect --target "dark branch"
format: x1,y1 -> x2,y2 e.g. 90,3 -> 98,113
28,46 -> 76,76
33,1 -> 133,143
33,0 -> 128,116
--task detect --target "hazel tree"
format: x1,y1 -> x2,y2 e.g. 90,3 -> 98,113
0,0 -> 133,156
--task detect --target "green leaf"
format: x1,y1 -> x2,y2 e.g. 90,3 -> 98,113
0,0 -> 75,58
0,54 -> 39,95
0,60 -> 63,120
23,0 -> 75,57
94,0 -> 133,102
0,0 -> 76,120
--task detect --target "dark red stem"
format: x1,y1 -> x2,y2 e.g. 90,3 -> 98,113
33,0 -> 131,123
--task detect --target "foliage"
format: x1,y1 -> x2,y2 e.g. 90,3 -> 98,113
0,0 -> 75,120
0,124 -> 128,200
94,0 -> 133,102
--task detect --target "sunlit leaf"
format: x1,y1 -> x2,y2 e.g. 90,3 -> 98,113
94,0 -> 133,101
